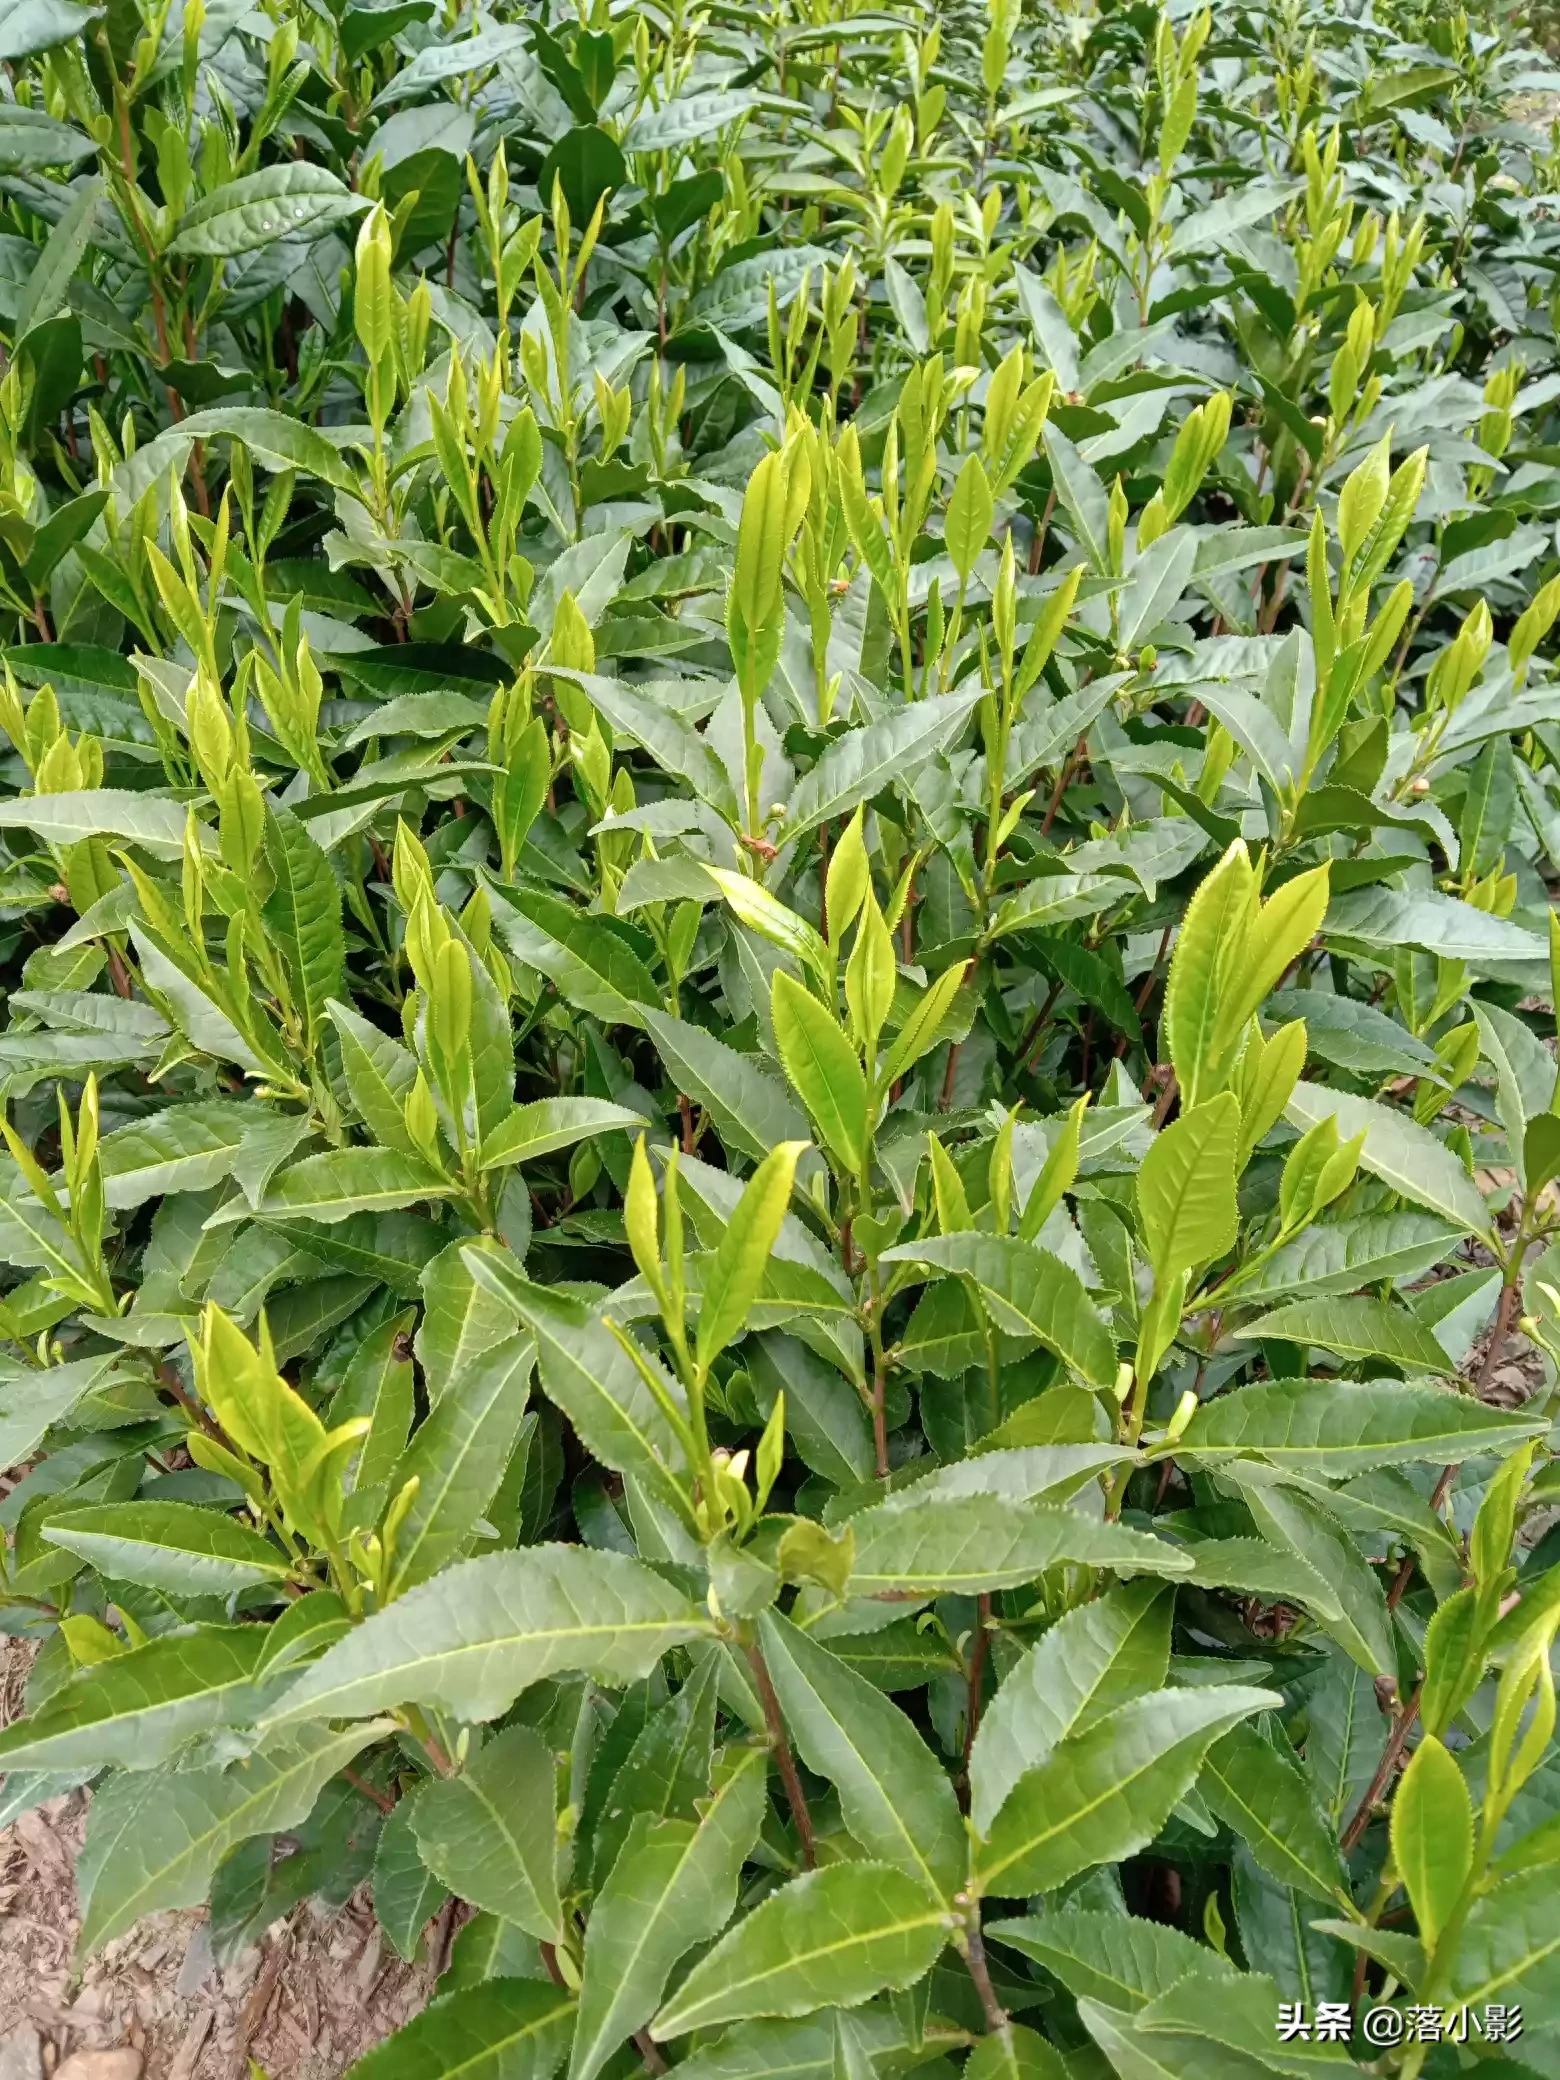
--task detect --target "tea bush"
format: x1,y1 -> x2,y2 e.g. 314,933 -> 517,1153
0,0 -> 1558,2070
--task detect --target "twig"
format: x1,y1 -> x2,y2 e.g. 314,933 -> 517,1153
961,1910 -> 1009,2036
1383,1279 -> 1519,1611
1340,1680 -> 1422,1854
634,2032 -> 669,2076
342,1766 -> 397,1816
932,1030 -> 959,1111
746,1640 -> 816,1867
962,1594 -> 991,1773
231,1926 -> 290,2079
1039,734 -> 1087,839
155,1362 -> 227,1446
1151,1067 -> 1179,1129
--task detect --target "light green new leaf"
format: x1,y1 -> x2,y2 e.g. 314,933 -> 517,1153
1284,1083 -> 1492,1238
772,973 -> 868,1174
1391,1734 -> 1472,1949
946,454 -> 994,579
698,1141 -> 809,1371
1136,1094 -> 1239,1281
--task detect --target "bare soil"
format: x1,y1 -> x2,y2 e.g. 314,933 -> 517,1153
0,1636 -> 437,2080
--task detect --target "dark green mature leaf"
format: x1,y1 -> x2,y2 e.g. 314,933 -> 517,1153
373,1788 -> 448,1962
590,1650 -> 719,1886
0,1626 -> 269,1771
246,1148 -> 453,1223
1200,1720 -> 1349,1905
1232,1296 -> 1451,1370
1448,1866 -> 1560,2026
463,1256 -> 694,1528
413,1725 -> 562,1941
651,1863 -> 950,2038
261,1547 -> 712,1726
1076,2000 -> 1276,2080
571,1749 -> 768,2080
759,1610 -> 964,1899
77,1723 -> 389,1951
845,1494 -> 1193,1596
1175,1378 -> 1545,1473
342,1979 -> 575,2080
386,1331 -> 534,1593
969,1580 -> 1172,1834
880,1233 -> 1115,1385
0,0 -> 1554,2033
263,805 -> 346,1047
491,887 -> 660,1028
642,1010 -> 811,1164
972,1685 -> 1277,1898
782,692 -> 984,845
987,1908 -> 1238,2009
42,1500 -> 291,1594
170,167 -> 368,257
480,1097 -> 645,1170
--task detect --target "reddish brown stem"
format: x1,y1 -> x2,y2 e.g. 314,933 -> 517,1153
962,1594 -> 992,1770
746,1640 -> 816,1868
1340,1681 -> 1422,1854
1039,734 -> 1087,838
962,1913 -> 1009,2036
342,1766 -> 397,1816
1151,1068 -> 1179,1129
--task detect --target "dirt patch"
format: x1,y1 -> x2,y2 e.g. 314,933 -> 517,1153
0,1637 -> 437,2080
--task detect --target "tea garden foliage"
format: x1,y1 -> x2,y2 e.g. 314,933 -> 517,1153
1,0 -> 1560,2069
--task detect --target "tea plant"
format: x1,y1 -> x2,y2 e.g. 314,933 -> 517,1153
0,0 -> 1557,2071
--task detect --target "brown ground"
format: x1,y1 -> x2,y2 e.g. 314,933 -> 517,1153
0,1637 -> 437,2080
